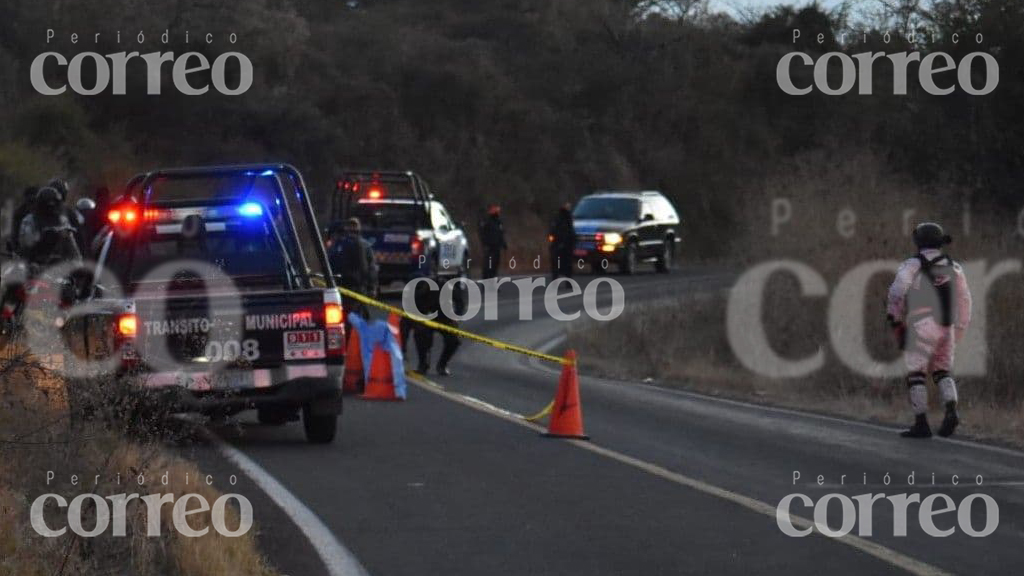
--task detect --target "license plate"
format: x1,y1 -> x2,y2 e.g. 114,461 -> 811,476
284,330 -> 325,359
181,371 -> 254,391
574,249 -> 589,257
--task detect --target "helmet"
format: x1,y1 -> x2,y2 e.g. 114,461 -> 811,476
913,222 -> 952,249
35,187 -> 62,211
75,198 -> 96,212
47,178 -> 70,200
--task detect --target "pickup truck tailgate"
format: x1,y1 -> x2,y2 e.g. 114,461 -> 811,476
133,289 -> 336,370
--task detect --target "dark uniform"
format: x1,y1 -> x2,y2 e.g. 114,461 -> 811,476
8,187 -> 38,254
328,219 -> 375,320
478,206 -> 506,279
18,187 -> 81,266
413,279 -> 466,376
549,204 -> 576,279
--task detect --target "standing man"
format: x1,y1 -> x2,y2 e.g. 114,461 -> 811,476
8,187 -> 38,254
886,222 -> 972,439
549,202 -> 576,279
328,218 -> 375,320
412,279 -> 465,376
478,205 -> 507,279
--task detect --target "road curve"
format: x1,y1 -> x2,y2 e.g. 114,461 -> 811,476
182,267 -> 1024,576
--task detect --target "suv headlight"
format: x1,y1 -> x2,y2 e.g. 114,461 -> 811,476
603,232 -> 623,245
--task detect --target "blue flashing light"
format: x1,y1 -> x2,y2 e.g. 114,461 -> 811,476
259,169 -> 275,176
238,202 -> 264,217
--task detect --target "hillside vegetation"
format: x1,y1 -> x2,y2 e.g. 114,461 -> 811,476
1,0 -> 1021,258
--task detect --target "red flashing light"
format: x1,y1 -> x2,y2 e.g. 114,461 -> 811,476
367,186 -> 383,199
410,237 -> 424,256
109,207 -> 139,226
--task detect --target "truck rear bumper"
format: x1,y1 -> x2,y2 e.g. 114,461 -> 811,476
140,364 -> 344,416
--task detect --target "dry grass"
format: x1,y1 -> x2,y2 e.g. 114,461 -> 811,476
568,149 -> 1024,446
0,349 -> 279,576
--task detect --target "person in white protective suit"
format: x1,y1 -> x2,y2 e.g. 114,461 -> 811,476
886,222 -> 972,439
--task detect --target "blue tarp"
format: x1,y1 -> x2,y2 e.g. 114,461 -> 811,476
347,313 -> 407,399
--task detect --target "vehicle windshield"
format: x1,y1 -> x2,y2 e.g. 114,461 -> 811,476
133,172 -> 330,286
351,202 -> 423,229
104,208 -> 295,293
573,197 -> 640,221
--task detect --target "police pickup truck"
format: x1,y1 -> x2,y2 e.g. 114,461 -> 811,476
87,164 -> 345,443
328,170 -> 469,286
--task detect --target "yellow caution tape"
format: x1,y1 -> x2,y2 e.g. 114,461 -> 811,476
523,400 -> 555,422
339,286 -> 571,366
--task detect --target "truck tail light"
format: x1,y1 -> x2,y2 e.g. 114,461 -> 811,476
410,237 -> 424,256
324,304 -> 343,326
118,314 -> 137,337
324,292 -> 345,357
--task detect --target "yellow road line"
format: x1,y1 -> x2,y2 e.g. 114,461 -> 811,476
405,372 -> 953,576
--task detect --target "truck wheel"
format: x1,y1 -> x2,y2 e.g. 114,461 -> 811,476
303,405 -> 338,444
655,241 -> 674,273
619,243 -> 637,275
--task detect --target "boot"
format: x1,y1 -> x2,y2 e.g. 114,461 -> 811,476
415,356 -> 430,375
436,364 -> 452,377
901,414 -> 932,438
938,402 -> 960,438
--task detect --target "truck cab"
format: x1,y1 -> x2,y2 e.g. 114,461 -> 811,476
328,170 -> 469,286
87,164 -> 345,443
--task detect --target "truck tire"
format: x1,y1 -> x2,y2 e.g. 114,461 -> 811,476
655,240 -> 673,273
619,242 -> 637,275
303,405 -> 338,444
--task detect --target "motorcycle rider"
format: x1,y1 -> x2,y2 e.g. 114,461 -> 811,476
18,186 -> 82,266
886,222 -> 972,439
478,205 -> 507,279
8,186 -> 38,254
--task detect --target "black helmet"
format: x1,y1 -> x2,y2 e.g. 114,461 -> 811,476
913,222 -> 952,249
47,178 -> 70,200
33,187 -> 63,220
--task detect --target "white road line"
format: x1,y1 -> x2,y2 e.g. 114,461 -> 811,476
531,333 -> 1024,459
211,437 -> 370,576
407,373 -> 952,576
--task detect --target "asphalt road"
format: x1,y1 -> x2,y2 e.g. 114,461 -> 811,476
184,266 -> 1024,576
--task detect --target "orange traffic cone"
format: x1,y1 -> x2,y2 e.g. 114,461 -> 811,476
342,327 -> 363,394
543,350 -> 588,439
387,312 -> 402,342
360,345 -> 402,401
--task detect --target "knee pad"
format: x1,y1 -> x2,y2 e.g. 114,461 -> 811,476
932,370 -> 950,383
906,371 -> 927,388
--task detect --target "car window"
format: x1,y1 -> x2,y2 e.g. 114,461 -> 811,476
641,200 -> 656,220
440,205 -> 457,230
573,197 -> 640,221
653,196 -> 678,222
431,203 -> 451,231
